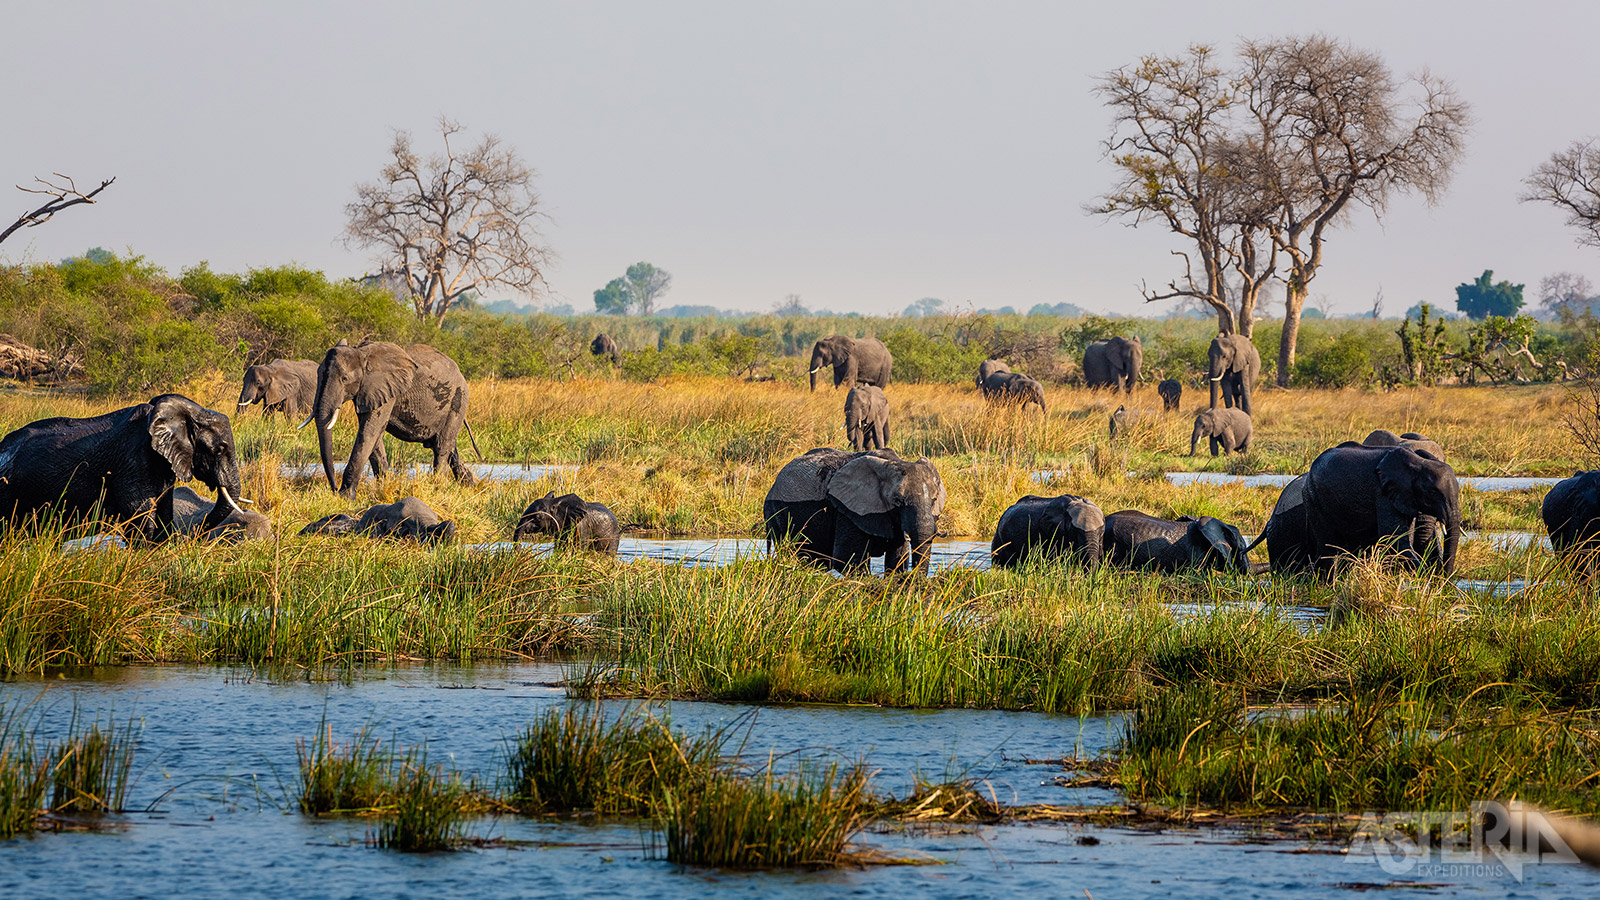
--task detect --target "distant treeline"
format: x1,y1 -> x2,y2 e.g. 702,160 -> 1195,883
0,251 -> 1593,395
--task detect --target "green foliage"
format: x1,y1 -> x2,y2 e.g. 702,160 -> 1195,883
881,327 -> 988,383
1058,315 -> 1125,353
1396,302 -> 1450,384
1455,269 -> 1526,320
594,277 -> 629,315
1293,329 -> 1376,388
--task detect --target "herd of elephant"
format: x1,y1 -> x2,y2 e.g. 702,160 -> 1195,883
2,331 -> 1599,581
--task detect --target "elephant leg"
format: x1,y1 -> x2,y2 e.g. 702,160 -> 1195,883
1211,436 -> 1220,457
437,421 -> 475,486
883,537 -> 910,573
830,516 -> 873,574
341,410 -> 391,498
369,437 -> 390,479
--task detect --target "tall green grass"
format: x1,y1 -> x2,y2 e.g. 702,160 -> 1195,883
0,705 -> 49,838
296,722 -> 390,815
376,762 -> 467,852
48,710 -> 135,814
659,762 -> 871,868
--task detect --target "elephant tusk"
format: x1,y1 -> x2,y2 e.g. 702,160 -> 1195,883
1210,374 -> 1224,381
237,400 -> 255,408
328,409 -> 339,430
297,415 -> 314,430
809,366 -> 822,374
219,486 -> 245,516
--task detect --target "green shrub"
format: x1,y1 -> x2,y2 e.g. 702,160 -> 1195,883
881,327 -> 986,383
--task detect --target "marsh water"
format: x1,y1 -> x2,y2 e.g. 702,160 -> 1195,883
3,664 -> 1592,899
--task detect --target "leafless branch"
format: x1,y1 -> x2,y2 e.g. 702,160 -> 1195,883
1523,138 -> 1600,249
0,174 -> 116,246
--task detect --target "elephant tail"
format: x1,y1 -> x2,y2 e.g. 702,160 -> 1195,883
464,419 -> 485,461
1244,523 -> 1270,555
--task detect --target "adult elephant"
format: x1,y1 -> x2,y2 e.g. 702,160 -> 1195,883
0,393 -> 246,540
976,359 -> 1011,392
808,336 -> 892,392
991,494 -> 1105,569
1208,334 -> 1260,415
1105,511 -> 1252,574
1542,470 -> 1600,569
979,372 -> 1047,412
1082,337 -> 1142,393
306,340 -> 481,498
1247,445 -> 1461,576
1362,429 -> 1446,463
591,333 -> 621,366
237,359 -> 318,420
763,447 -> 945,574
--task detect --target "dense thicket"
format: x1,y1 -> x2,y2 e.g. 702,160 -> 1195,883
0,251 -> 1592,395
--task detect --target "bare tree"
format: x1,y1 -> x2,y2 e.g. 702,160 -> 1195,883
1539,272 -> 1596,317
1524,139 -> 1600,249
1240,35 -> 1470,386
0,174 -> 115,247
1091,46 -> 1277,337
345,118 -> 549,326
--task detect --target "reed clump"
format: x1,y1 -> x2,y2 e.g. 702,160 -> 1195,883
375,762 -> 468,852
658,762 -> 872,869
48,711 -> 135,815
296,723 -> 391,815
0,706 -> 49,838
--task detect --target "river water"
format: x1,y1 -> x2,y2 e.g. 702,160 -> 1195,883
3,664 -> 1589,899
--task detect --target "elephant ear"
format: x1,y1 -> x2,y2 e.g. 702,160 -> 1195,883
1376,449 -> 1422,520
1064,497 -> 1103,531
1193,517 -> 1236,558
768,450 -> 848,503
1272,475 -> 1308,517
262,372 -> 290,406
353,345 -> 417,412
827,454 -> 901,517
148,396 -> 197,482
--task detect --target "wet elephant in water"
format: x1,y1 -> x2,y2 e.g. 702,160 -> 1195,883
1105,510 -> 1251,573
300,497 -> 456,544
991,494 -> 1105,568
513,491 -> 621,554
763,448 -> 945,574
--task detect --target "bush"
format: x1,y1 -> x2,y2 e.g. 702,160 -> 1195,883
881,327 -> 986,383
1294,329 -> 1375,388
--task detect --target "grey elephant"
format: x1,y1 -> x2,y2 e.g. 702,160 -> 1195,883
1190,408 -> 1251,456
1104,511 -> 1251,574
307,340 -> 482,498
1208,334 -> 1260,414
1362,429 -> 1446,463
991,494 -> 1105,568
763,448 -> 946,574
976,359 -> 1011,391
808,336 -> 892,391
238,359 -> 318,420
299,497 -> 456,544
1246,445 -> 1461,576
1109,405 -> 1152,440
0,393 -> 247,541
1542,470 -> 1600,569
171,486 -> 274,543
591,333 -> 622,366
980,372 -> 1046,412
513,491 -> 621,554
1083,337 -> 1142,392
844,384 -> 890,451
1158,379 -> 1182,412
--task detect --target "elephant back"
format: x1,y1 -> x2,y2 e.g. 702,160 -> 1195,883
767,448 -> 855,504
1271,475 -> 1308,519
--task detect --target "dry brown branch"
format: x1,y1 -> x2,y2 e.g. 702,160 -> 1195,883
1523,138 -> 1600,249
0,174 -> 116,246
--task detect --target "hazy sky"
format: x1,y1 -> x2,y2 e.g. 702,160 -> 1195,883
4,0 -> 1598,317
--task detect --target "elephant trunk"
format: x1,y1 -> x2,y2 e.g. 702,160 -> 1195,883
313,379 -> 342,493
1441,500 -> 1462,577
1190,420 -> 1203,456
809,349 -> 826,391
905,508 -> 939,575
1081,524 -> 1104,568
203,464 -> 245,532
1035,386 -> 1047,414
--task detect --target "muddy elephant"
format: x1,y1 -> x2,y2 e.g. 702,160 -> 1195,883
1083,337 -> 1142,392
1105,511 -> 1251,574
171,486 -> 274,543
1247,445 -> 1461,576
306,340 -> 481,498
1158,379 -> 1182,412
991,494 -> 1105,569
238,359 -> 318,420
1191,408 -> 1252,456
980,372 -> 1046,412
299,497 -> 456,544
1362,429 -> 1446,463
591,333 -> 622,366
763,448 -> 946,574
1543,470 -> 1600,569
844,385 -> 890,451
809,336 -> 893,391
0,393 -> 247,540
513,491 -> 621,554
976,359 -> 1011,391
1208,334 -> 1260,415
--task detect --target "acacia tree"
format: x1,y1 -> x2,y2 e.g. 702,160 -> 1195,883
1523,139 -> 1600,249
1092,46 -> 1278,337
1240,36 -> 1469,385
345,118 -> 549,326
0,173 -> 115,247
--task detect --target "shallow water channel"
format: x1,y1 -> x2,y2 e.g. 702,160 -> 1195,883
3,664 -> 1588,899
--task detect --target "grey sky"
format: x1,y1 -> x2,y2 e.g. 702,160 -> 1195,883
4,0 -> 1597,317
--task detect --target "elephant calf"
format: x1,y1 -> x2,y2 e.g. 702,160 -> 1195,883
1543,470 -> 1600,569
238,359 -> 318,420
1191,408 -> 1251,456
1109,405 -> 1152,440
300,497 -> 456,545
844,385 -> 890,451
171,486 -> 274,544
991,493 -> 1105,568
980,372 -> 1046,413
1158,379 -> 1182,412
1105,510 -> 1250,574
513,491 -> 621,554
